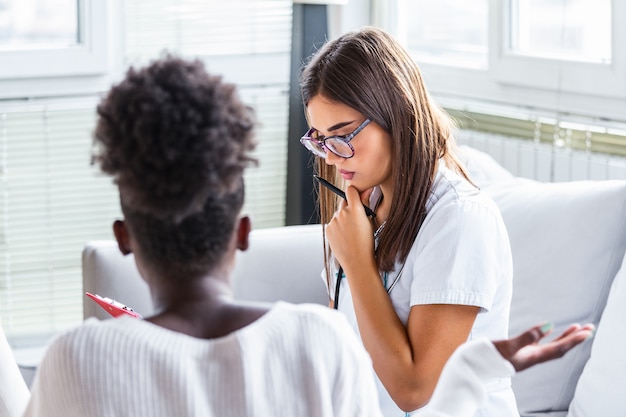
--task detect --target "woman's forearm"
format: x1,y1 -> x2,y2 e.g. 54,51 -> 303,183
344,261 -> 479,411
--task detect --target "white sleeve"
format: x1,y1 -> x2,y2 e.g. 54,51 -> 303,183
410,200 -> 509,311
0,326 -> 30,417
21,340 -> 66,417
330,316 -> 384,417
21,332 -> 94,417
422,339 -> 515,417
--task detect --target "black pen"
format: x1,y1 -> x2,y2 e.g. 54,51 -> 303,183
313,175 -> 376,218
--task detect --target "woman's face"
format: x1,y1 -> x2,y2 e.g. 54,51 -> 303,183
306,94 -> 393,193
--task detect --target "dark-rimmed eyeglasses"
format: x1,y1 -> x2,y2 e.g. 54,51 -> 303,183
300,118 -> 371,158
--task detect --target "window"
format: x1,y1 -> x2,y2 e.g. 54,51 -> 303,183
0,0 -> 78,50
0,0 -> 112,99
390,0 -> 626,124
491,0 -> 623,98
1,0 -> 292,344
507,0 -> 611,62
0,0 -> 108,81
405,0 -> 488,69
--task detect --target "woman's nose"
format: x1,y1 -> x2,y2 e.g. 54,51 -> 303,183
324,150 -> 343,165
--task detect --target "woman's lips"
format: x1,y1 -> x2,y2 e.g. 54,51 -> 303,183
339,169 -> 354,180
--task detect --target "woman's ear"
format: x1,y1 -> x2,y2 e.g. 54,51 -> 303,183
113,220 -> 132,255
236,216 -> 251,251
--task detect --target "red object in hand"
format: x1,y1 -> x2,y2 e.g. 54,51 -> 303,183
85,292 -> 142,319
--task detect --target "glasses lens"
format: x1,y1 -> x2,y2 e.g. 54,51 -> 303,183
325,138 -> 353,158
301,139 -> 327,157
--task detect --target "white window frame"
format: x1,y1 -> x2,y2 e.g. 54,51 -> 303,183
383,0 -> 626,124
0,0 -> 121,100
489,0 -> 626,99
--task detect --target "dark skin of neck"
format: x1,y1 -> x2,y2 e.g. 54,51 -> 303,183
113,216 -> 270,340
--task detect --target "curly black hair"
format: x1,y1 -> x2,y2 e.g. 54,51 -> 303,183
92,55 -> 257,276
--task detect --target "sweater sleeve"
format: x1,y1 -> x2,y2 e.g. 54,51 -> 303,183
324,312 -> 384,417
0,326 -> 30,417
423,339 -> 515,417
21,335 -> 77,417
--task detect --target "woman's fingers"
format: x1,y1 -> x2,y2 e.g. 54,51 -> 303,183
359,187 -> 374,208
326,186 -> 375,266
492,323 -> 546,360
493,322 -> 595,372
551,323 -> 582,341
344,185 -> 363,209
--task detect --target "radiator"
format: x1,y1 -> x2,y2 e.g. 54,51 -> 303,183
458,130 -> 626,182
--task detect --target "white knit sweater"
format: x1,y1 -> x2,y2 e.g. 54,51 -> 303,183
22,302 -> 514,417
23,302 -> 381,417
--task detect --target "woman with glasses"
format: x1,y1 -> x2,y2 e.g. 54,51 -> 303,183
299,26 -> 522,417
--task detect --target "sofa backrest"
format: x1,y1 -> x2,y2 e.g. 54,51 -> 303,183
487,178 -> 626,415
230,224 -> 327,305
459,145 -> 626,416
83,146 -> 626,416
82,224 -> 327,320
82,240 -> 151,320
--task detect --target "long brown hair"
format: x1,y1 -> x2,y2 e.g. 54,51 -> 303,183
300,27 -> 471,279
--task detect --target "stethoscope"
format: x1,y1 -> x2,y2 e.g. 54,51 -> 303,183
332,220 -> 404,310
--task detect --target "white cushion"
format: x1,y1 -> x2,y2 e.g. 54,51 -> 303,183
567,252 -> 626,417
82,224 -> 327,320
458,146 -> 626,414
231,224 -> 327,305
456,145 -> 514,185
483,177 -> 626,415
82,240 -> 153,320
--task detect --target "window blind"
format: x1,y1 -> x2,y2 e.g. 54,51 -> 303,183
1,0 -> 292,344
0,102 -> 122,344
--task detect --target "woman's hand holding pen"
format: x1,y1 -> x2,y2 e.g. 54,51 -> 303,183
326,185 -> 376,271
